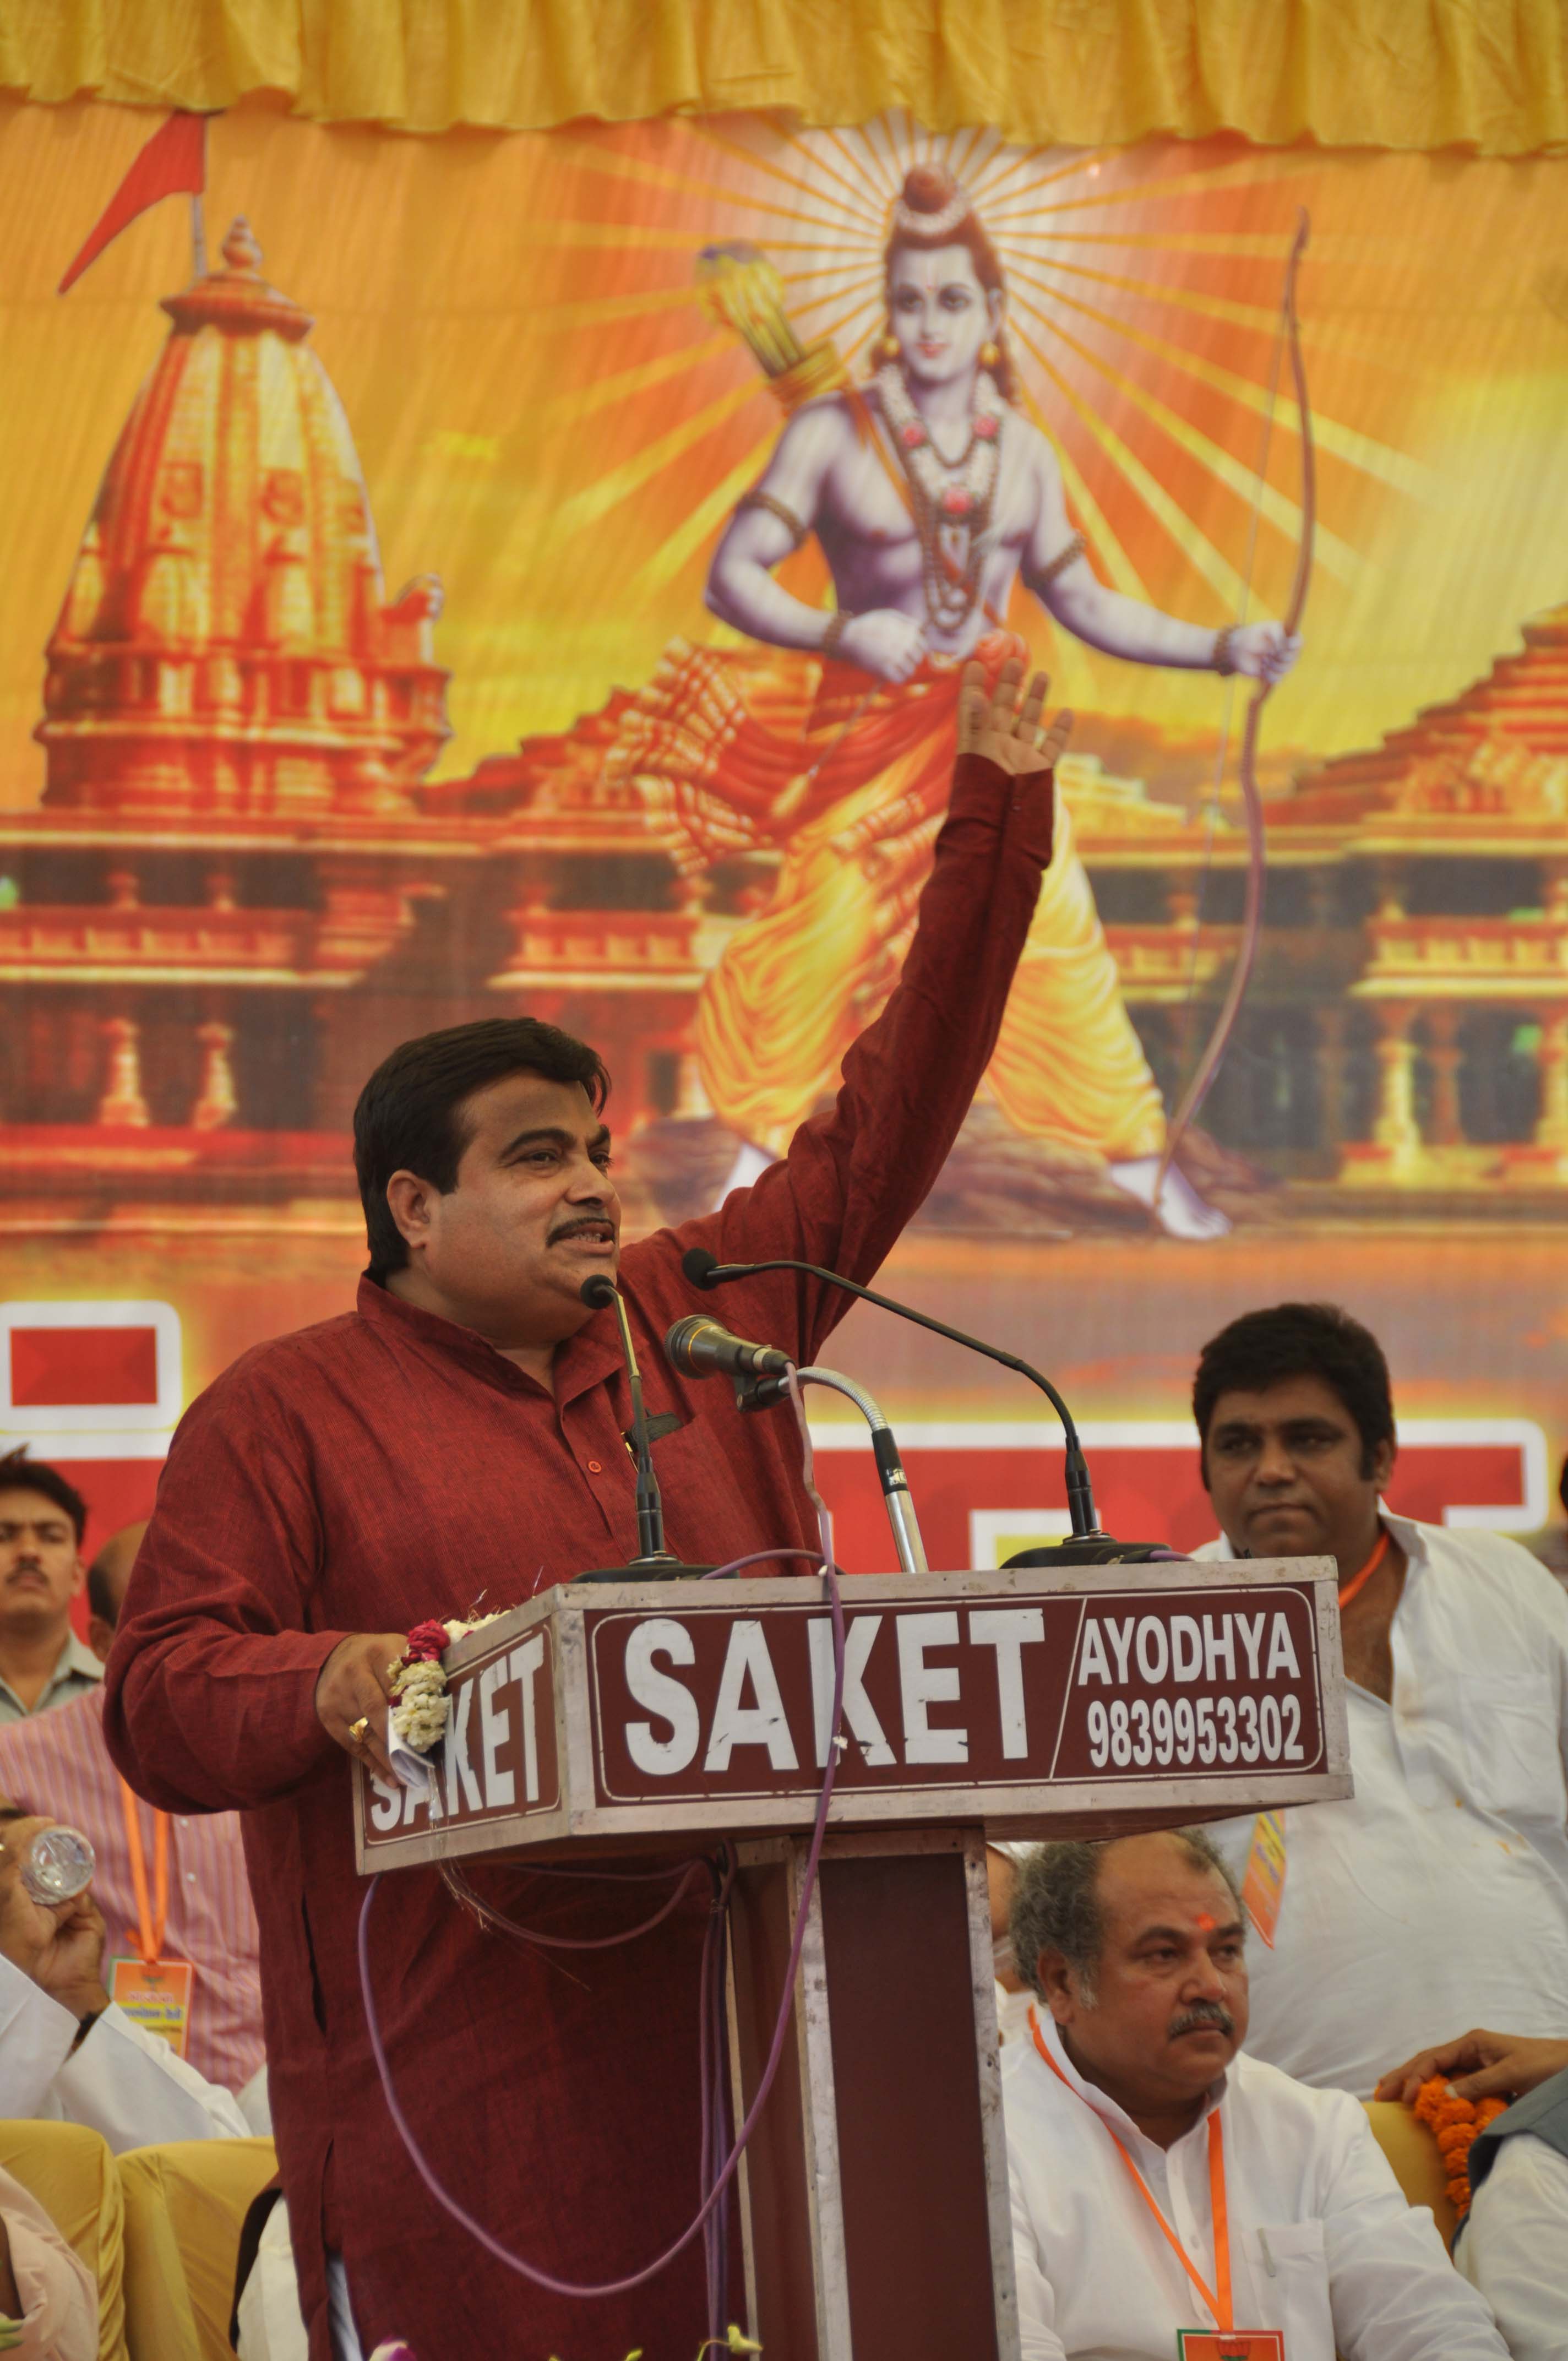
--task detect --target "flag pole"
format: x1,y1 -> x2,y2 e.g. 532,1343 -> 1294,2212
190,189 -> 207,281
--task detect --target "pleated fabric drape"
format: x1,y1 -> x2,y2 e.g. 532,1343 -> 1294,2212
2,0 -> 1565,154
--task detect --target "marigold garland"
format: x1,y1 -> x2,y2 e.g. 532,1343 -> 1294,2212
1411,2076 -> 1509,2217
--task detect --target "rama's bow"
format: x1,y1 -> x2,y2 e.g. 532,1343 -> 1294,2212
1154,209 -> 1316,1212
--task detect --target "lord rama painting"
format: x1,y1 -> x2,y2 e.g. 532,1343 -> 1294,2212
610,164 -> 1300,1239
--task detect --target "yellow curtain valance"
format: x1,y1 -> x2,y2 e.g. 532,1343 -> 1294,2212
1,0 -> 1565,155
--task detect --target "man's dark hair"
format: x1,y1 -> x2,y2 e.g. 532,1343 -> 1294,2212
0,1448 -> 86,1545
353,1018 -> 611,1280
1192,1301 -> 1395,1482
1009,1830 -> 1241,2004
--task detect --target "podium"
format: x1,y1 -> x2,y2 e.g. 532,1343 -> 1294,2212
357,1555 -> 1348,2360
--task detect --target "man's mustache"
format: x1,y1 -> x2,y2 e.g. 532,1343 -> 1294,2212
1169,2002 -> 1235,2039
547,1210 -> 614,1245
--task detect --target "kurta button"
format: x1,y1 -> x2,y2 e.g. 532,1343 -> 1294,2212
586,1459 -> 602,1472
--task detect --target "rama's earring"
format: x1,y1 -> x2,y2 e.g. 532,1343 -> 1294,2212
879,323 -> 900,361
980,338 -> 1000,368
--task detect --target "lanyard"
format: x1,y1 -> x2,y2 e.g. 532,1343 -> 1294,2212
1030,2007 -> 1232,2332
118,1777 -> 168,1966
1337,1526 -> 1389,1611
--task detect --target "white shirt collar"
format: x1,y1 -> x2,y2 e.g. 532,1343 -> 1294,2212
1375,1506 -> 1427,1567
1027,2001 -> 1229,2159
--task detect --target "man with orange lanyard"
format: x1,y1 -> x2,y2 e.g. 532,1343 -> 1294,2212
1188,1302 -> 1568,2101
1004,1830 -> 1507,2360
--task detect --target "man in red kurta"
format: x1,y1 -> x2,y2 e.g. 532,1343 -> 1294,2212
105,670 -> 1065,2359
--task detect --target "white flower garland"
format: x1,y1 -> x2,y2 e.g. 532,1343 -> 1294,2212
874,361 -> 1003,522
388,1612 -> 507,1756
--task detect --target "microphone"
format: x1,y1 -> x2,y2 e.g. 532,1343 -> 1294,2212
665,1313 -> 792,1381
575,1276 -> 714,1583
663,1314 -> 930,1578
679,1247 -> 1161,1560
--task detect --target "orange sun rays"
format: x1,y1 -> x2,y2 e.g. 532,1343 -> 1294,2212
369,105 -> 1425,776
574,112 -> 1346,627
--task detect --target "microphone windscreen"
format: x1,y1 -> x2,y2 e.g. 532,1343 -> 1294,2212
578,1274 -> 618,1310
664,1313 -> 712,1374
681,1247 -> 721,1289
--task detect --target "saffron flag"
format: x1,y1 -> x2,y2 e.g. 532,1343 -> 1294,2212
58,112 -> 205,293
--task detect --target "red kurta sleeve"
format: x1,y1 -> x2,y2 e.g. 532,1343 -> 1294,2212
108,748 -> 1049,1815
675,748 -> 1053,1362
103,1356 -> 350,1813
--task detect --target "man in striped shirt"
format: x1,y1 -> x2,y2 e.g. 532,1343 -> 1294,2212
0,1509 -> 263,2095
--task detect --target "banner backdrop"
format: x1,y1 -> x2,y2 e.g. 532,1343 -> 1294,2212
3,96 -> 1567,1572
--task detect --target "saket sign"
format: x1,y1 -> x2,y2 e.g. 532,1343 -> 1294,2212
586,1584 -> 1325,1804
355,1560 -> 1348,1874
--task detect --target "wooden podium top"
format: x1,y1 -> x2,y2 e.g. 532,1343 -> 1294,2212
355,1555 -> 1349,1872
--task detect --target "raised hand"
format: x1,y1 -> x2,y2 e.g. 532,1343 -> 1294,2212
0,1816 -> 109,2018
28,1890 -> 110,2021
957,656 -> 1073,777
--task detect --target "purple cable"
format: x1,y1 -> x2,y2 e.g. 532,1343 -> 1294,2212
700,1544 -> 826,1580
356,1553 -> 847,2301
439,1854 -> 707,1950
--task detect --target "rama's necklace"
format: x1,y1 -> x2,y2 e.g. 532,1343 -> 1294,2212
876,362 -> 1004,634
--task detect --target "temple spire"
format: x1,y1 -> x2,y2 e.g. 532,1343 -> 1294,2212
37,216 -> 449,819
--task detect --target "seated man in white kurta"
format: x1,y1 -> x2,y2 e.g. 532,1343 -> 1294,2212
1003,1830 -> 1507,2361
1188,1301 -> 1568,2098
0,1808 -> 251,2150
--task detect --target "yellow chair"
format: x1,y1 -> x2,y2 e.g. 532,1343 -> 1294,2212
1362,2101 -> 1458,2243
0,2119 -> 127,2361
118,2136 -> 278,2361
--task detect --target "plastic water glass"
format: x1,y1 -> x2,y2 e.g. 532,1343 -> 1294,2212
19,1825 -> 96,1906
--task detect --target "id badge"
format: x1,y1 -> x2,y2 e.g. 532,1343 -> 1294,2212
109,1957 -> 194,2057
1176,2333 -> 1285,2360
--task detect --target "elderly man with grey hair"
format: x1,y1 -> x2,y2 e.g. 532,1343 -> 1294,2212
1003,1828 -> 1508,2361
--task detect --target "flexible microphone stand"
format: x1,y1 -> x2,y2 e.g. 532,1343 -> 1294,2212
791,1364 -> 929,1577
683,1247 -> 1172,1564
664,1314 -> 928,1577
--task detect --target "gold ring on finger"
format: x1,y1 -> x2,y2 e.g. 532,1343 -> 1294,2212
348,1716 -> 370,1745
